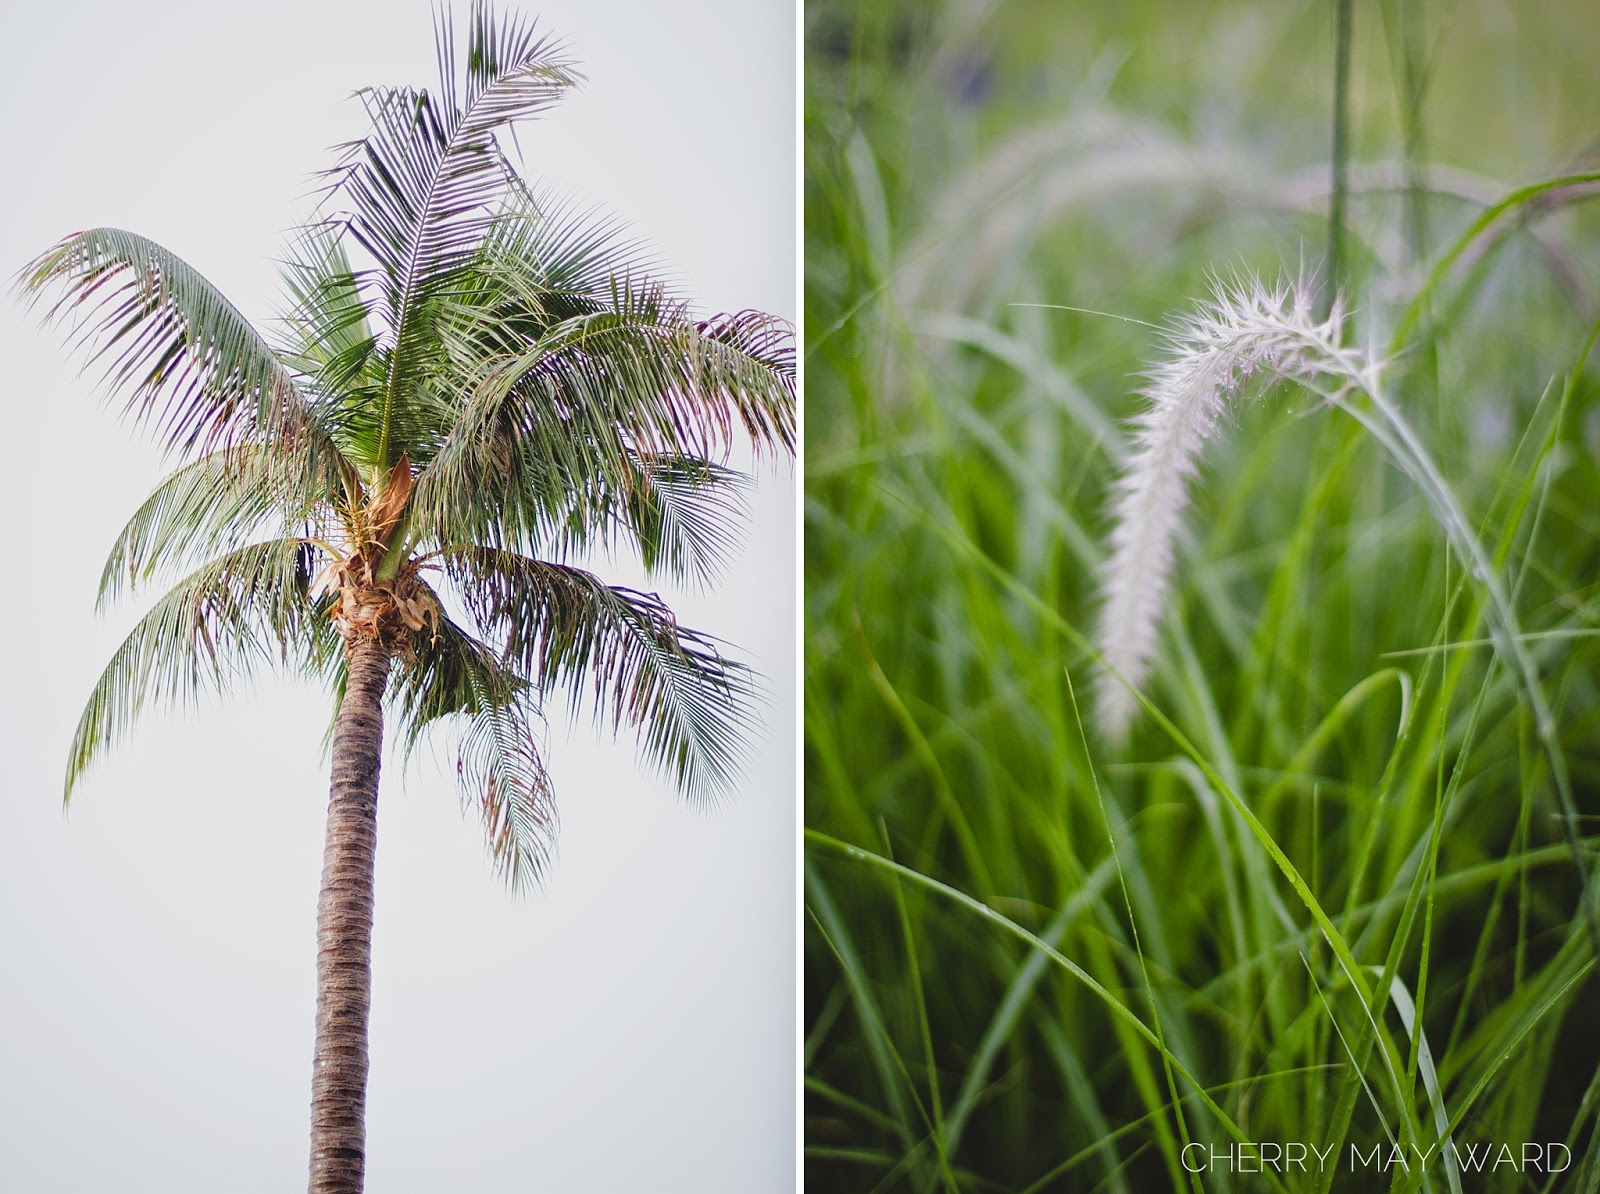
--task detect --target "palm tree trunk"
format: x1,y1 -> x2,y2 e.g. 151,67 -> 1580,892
309,634 -> 393,1193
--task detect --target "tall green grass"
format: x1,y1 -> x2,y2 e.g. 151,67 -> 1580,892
804,2 -> 1600,1190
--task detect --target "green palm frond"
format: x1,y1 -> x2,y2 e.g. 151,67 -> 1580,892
413,287 -> 793,557
98,447 -> 336,609
414,188 -> 652,431
614,453 -> 752,584
465,215 -> 796,458
332,9 -> 579,291
386,603 -> 511,733
322,2 -> 581,471
693,308 -> 798,452
484,290 -> 796,461
387,611 -> 556,889
443,547 -> 758,798
415,437 -> 750,583
453,697 -> 556,892
276,225 -> 381,410
68,539 -> 337,799
460,186 -> 661,341
498,449 -> 753,584
17,228 -> 335,461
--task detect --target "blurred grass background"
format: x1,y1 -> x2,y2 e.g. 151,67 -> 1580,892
803,2 -> 1600,1191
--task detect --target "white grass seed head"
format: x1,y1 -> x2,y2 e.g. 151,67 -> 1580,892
1094,273 -> 1361,742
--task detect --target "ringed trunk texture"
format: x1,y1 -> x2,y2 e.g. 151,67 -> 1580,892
309,635 -> 393,1193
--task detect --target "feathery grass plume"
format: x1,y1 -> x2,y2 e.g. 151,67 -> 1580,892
1096,275 -> 1364,740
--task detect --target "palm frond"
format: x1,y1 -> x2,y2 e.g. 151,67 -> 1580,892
692,308 -> 799,454
413,187 -> 654,425
387,610 -> 556,889
483,288 -> 796,460
412,283 -> 793,558
67,539 -> 337,799
17,228 -> 335,461
443,547 -> 758,798
98,446 -> 334,609
614,453 -> 753,584
465,214 -> 796,457
323,2 -> 581,470
275,225 -> 382,418
456,185 -> 661,343
386,601 -> 510,735
414,431 -> 750,581
453,696 -> 557,892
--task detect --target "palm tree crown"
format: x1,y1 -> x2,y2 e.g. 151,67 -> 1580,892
19,6 -> 793,1191
23,6 -> 794,887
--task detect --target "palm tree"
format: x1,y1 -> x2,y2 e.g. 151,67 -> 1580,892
17,7 -> 794,1192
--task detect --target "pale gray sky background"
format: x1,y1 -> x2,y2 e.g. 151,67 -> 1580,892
0,2 -> 795,1191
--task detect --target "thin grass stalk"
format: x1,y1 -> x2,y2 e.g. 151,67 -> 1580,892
1323,0 -> 1353,319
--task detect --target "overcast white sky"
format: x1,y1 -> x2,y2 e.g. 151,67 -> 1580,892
0,2 -> 796,1191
